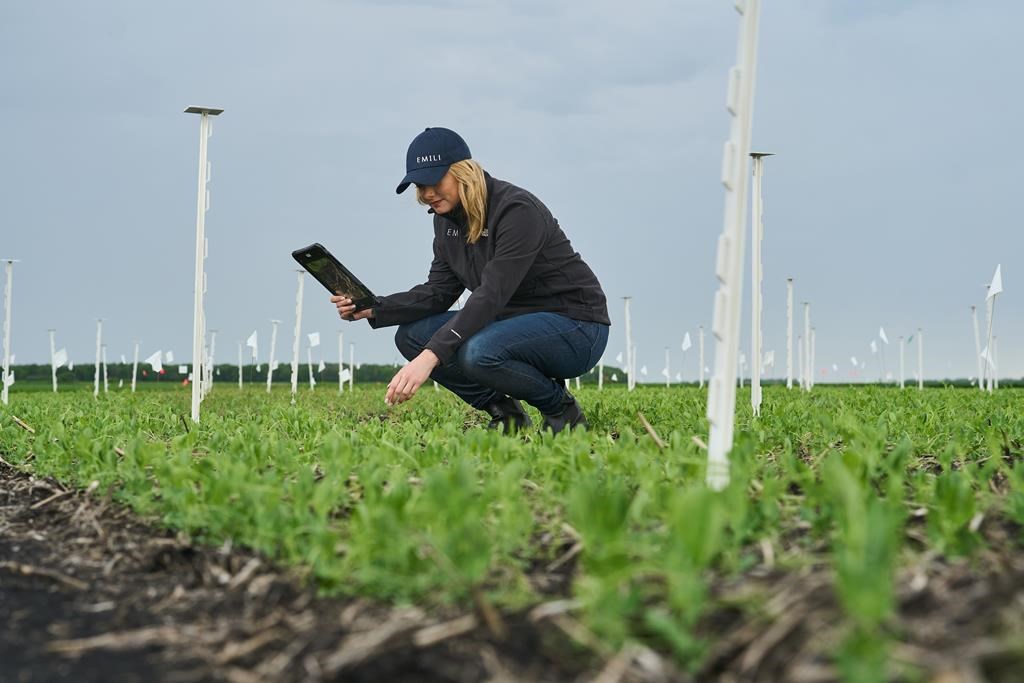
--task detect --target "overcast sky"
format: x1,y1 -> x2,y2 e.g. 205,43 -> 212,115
2,0 -> 1021,382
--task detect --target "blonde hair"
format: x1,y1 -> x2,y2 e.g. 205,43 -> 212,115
417,159 -> 488,244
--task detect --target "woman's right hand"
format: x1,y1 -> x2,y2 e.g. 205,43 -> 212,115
331,295 -> 374,321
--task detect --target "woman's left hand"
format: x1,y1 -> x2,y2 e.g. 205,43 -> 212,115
385,350 -> 440,406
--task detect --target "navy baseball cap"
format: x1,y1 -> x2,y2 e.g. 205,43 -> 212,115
396,127 -> 471,194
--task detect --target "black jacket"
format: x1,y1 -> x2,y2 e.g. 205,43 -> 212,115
370,173 -> 610,364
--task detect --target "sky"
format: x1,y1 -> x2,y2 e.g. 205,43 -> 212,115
1,0 -> 1021,383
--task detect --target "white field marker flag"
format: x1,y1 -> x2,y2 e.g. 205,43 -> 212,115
610,373 -> 618,382
850,356 -> 858,367
869,340 -> 877,354
318,358 -> 326,373
640,365 -> 648,377
165,350 -> 174,363
145,350 -> 163,373
178,365 -> 188,374
53,348 -> 68,368
879,327 -> 889,345
246,330 -> 258,359
984,264 -> 1002,393
308,331 -> 320,347
988,264 -> 1003,299
615,351 -> 623,364
681,332 -> 692,351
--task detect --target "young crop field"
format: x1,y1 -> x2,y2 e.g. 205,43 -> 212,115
1,385 -> 1022,682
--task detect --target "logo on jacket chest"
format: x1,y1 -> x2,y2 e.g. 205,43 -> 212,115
445,228 -> 489,238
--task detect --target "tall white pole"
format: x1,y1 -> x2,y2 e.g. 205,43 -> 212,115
338,330 -> 344,393
917,328 -> 924,391
810,328 -> 816,390
206,329 -> 217,398
49,329 -> 57,393
131,340 -> 139,392
290,271 -> 305,399
306,346 -> 315,390
0,261 -> 13,406
698,325 -> 705,389
238,342 -> 243,390
971,305 -> 983,391
598,359 -> 604,390
993,337 -> 999,390
786,277 -> 793,389
750,152 -> 771,416
266,319 -> 280,393
349,342 -> 355,391
93,319 -> 103,399
623,297 -> 634,391
984,287 -> 993,391
797,336 -> 803,389
899,335 -> 905,389
705,0 -> 761,491
186,105 -> 222,424
101,344 -> 109,394
985,293 -> 997,394
802,302 -> 811,391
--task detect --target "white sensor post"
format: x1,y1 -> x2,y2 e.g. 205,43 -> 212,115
185,105 -> 223,423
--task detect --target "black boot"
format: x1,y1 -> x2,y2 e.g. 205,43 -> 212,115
541,394 -> 588,434
483,395 -> 532,434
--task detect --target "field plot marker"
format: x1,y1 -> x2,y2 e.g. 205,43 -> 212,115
699,325 -> 705,389
899,335 -> 905,389
1,260 -> 16,405
205,329 -> 217,398
750,152 -> 771,416
623,297 -> 635,391
786,278 -> 793,389
93,319 -> 103,399
971,305 -> 983,391
993,338 -> 999,390
131,340 -> 139,392
290,270 -> 305,400
48,329 -> 57,392
802,302 -> 810,391
337,331 -> 344,393
916,329 -> 924,390
266,319 -> 281,393
810,328 -> 816,390
705,0 -> 762,491
101,344 -> 109,393
983,265 -> 1002,393
185,105 -> 223,423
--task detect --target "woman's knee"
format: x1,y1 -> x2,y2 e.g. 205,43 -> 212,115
456,337 -> 500,378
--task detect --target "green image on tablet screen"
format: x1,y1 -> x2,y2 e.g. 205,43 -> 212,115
306,257 -> 364,298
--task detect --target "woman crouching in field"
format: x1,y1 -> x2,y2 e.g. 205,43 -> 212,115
332,127 -> 609,434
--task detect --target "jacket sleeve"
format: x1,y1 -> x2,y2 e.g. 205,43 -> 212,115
424,202 -> 546,364
368,237 -> 464,329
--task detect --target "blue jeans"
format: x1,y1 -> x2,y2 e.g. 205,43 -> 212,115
395,312 -> 609,415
